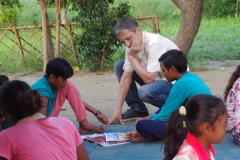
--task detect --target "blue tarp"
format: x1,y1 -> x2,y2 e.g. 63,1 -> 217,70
72,121 -> 239,160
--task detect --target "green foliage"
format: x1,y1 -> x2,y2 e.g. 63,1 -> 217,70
149,17 -> 240,71
204,0 -> 237,18
72,0 -> 131,71
187,17 -> 240,70
1,0 -> 240,73
0,7 -> 18,27
16,0 -> 41,26
114,0 -> 180,20
17,0 -> 57,26
0,0 -> 21,27
0,0 -> 21,7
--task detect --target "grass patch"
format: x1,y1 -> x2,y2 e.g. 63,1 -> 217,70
158,17 -> 240,71
1,15 -> 240,73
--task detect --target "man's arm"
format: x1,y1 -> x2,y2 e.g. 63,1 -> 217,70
40,97 -> 48,116
128,56 -> 156,84
108,70 -> 133,125
83,101 -> 108,125
127,33 -> 156,84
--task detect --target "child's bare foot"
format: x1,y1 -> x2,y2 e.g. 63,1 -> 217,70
79,119 -> 105,134
61,106 -> 66,110
94,125 -> 105,133
126,130 -> 156,142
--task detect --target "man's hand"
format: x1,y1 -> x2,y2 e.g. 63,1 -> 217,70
136,116 -> 150,124
96,113 -> 108,125
128,34 -> 142,57
108,108 -> 124,125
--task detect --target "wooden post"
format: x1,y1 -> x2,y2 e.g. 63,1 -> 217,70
40,0 -> 48,71
13,26 -> 24,58
68,24 -> 79,67
55,0 -> 61,57
154,12 -> 160,34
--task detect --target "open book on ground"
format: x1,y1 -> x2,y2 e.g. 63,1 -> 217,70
83,133 -> 130,147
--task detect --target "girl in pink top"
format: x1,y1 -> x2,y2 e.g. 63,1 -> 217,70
0,80 -> 89,160
163,94 -> 228,160
224,65 -> 240,145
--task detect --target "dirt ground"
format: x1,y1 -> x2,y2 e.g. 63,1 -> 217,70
9,60 -> 240,123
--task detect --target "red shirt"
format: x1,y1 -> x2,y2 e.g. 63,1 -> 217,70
173,132 -> 216,160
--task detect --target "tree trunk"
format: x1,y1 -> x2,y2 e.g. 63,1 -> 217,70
61,7 -> 68,24
46,13 -> 54,61
40,0 -> 48,71
100,52 -> 106,72
55,0 -> 60,57
236,0 -> 239,18
171,0 -> 203,54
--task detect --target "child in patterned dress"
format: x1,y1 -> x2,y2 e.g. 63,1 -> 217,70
224,65 -> 240,145
163,94 -> 228,160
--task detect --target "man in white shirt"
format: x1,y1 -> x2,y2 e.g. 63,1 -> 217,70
108,17 -> 179,125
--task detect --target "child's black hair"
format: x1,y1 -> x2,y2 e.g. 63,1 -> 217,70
224,64 -> 240,101
46,57 -> 74,79
158,49 -> 187,73
0,75 -> 9,86
0,80 -> 42,124
163,94 -> 226,160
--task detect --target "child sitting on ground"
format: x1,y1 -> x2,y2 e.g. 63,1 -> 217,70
126,49 -> 212,142
31,58 -> 108,133
0,80 -> 89,160
224,64 -> 240,145
164,94 -> 228,160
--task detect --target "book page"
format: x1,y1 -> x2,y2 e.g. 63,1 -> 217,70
85,133 -> 129,147
104,133 -> 129,142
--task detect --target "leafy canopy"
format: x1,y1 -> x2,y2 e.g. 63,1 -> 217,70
0,0 -> 21,27
71,0 -> 131,71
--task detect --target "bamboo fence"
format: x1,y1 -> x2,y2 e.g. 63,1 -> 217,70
0,13 -> 160,73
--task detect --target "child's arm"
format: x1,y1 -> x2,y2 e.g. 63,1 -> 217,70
40,97 -> 48,116
83,101 -> 108,125
151,86 -> 186,121
76,143 -> 89,160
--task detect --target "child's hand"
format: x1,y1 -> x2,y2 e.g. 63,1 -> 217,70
96,113 -> 108,125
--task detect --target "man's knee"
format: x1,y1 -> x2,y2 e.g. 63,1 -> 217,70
138,85 -> 150,101
114,60 -> 124,72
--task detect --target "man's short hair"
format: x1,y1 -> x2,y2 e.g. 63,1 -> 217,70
114,17 -> 139,35
159,49 -> 187,73
46,58 -> 74,79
